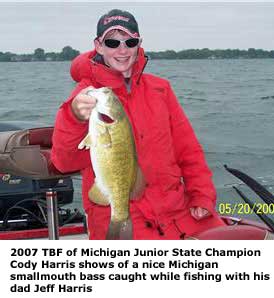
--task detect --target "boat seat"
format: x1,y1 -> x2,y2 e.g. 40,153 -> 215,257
0,127 -> 77,179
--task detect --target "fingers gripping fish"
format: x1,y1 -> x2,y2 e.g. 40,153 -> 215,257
78,87 -> 144,240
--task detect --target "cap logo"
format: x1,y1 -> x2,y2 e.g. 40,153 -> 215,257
103,16 -> 130,25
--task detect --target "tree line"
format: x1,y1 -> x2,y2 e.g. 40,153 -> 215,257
1,47 -> 274,62
147,48 -> 274,59
0,46 -> 80,62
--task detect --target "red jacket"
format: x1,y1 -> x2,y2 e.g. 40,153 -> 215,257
51,48 -> 218,238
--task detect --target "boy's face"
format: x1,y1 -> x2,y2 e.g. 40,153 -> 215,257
95,30 -> 141,78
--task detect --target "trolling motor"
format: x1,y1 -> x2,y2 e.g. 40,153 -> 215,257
0,125 -> 83,239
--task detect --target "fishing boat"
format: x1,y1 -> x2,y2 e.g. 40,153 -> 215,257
0,123 -> 273,240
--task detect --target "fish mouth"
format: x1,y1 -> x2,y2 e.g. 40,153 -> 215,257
98,112 -> 115,124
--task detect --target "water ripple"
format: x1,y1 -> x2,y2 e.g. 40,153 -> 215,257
260,95 -> 274,100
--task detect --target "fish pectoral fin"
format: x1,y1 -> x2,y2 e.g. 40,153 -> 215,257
130,165 -> 146,200
99,127 -> 112,148
88,183 -> 109,206
78,134 -> 92,149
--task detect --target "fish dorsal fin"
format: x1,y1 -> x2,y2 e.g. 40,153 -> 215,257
130,165 -> 146,200
78,134 -> 92,149
88,183 -> 109,206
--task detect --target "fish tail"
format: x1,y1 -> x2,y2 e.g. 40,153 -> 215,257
106,218 -> 133,240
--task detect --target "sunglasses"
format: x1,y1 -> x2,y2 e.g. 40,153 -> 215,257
103,38 -> 140,49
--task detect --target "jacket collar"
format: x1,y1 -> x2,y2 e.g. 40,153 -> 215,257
70,48 -> 148,89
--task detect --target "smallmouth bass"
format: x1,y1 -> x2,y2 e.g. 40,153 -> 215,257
78,87 -> 144,239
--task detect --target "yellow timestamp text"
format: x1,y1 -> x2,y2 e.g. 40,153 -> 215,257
218,203 -> 274,215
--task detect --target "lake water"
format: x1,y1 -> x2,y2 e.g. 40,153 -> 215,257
1,59 -> 274,220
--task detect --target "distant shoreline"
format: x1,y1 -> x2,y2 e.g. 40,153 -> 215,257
1,47 -> 274,62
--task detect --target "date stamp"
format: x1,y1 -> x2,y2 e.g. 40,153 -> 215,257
218,203 -> 274,215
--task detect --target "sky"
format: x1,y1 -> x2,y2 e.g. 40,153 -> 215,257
1,1 -> 274,54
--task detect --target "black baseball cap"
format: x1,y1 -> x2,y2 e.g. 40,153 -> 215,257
97,9 -> 140,40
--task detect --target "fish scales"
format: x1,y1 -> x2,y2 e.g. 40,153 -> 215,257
93,115 -> 136,222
